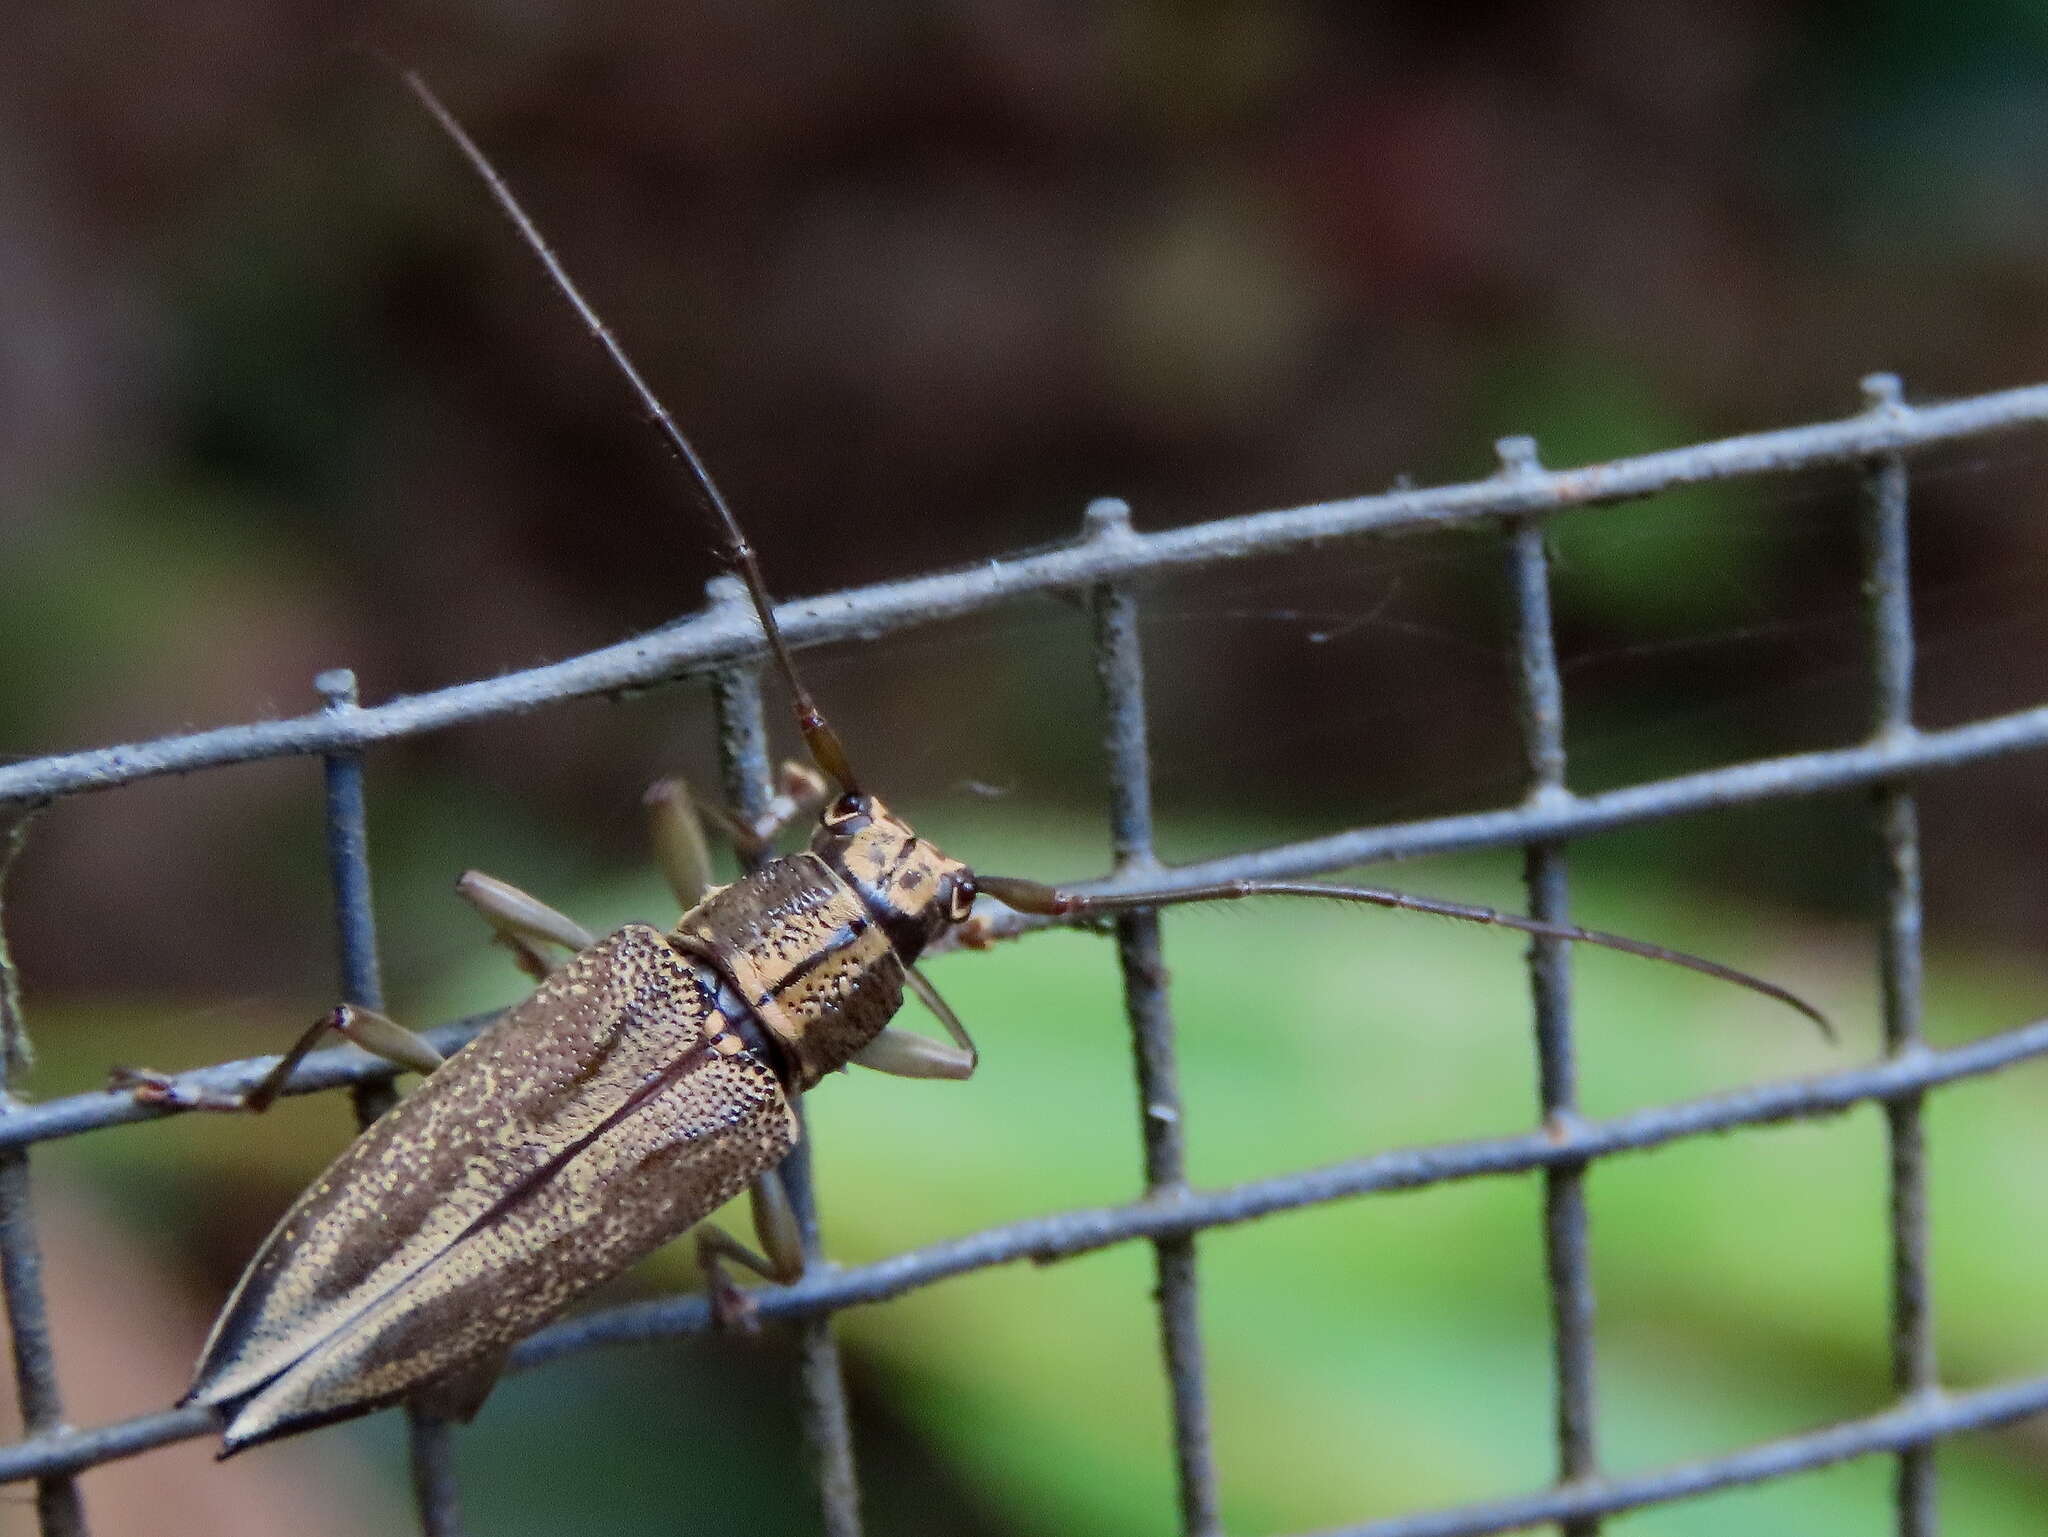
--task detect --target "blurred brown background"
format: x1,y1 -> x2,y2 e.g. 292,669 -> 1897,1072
6,3 -> 2048,1534
8,1 -> 2048,985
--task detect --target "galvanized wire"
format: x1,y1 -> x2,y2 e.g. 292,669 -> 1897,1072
710,621 -> 866,1537
9,1013 -> 2048,1487
6,380 -> 2048,812
2,378 -> 2048,1535
1086,497 -> 1221,1537
0,1154 -> 86,1537
317,672 -> 466,1537
1857,374 -> 1938,1537
0,809 -> 87,1537
1496,435 -> 1599,1536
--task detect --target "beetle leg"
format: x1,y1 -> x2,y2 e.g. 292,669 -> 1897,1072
329,1004 -> 447,1076
695,1169 -> 805,1332
108,1063 -> 262,1113
750,1161 -> 804,1279
757,759 -> 830,843
705,760 -> 830,854
851,965 -> 978,1080
645,778 -> 718,908
411,1347 -> 510,1424
456,869 -> 598,979
650,761 -> 828,905
850,1028 -> 975,1080
695,1228 -> 772,1334
111,1004 -> 445,1114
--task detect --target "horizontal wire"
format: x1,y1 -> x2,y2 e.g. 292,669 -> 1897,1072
1294,1379 -> 2048,1537
7,1013 -> 2046,1485
0,1016 -> 493,1151
947,698 -> 2048,942
4,381 -> 2048,808
6,378 -> 2048,1526
0,793 -> 1848,1152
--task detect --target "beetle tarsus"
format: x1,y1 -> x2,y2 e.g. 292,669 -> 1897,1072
495,933 -> 554,982
108,1065 -> 250,1113
706,1275 -> 763,1335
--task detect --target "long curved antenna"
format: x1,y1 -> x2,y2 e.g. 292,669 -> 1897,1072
402,72 -> 860,795
975,874 -> 1833,1039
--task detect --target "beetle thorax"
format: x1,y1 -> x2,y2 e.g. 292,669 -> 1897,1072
809,793 -> 975,965
664,796 -> 975,1092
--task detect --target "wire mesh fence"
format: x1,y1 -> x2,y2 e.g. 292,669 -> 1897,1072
5,373 -> 2048,1535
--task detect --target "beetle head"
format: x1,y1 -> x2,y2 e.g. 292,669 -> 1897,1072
809,793 -> 975,963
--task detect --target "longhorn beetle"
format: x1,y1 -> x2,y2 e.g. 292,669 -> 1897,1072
121,74 -> 1831,1456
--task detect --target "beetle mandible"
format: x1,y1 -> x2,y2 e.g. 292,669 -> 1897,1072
120,73 -> 1830,1455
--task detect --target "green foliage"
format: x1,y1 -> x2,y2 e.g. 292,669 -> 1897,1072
292,808 -> 2048,1532
36,813 -> 2048,1534
1481,353 -> 1773,635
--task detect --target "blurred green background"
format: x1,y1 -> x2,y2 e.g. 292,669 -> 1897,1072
7,3 -> 2048,1533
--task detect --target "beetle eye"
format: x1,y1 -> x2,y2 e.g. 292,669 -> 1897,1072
821,793 -> 872,830
946,874 -> 978,923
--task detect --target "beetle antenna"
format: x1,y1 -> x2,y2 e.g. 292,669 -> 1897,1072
402,71 -> 860,795
975,874 -> 1834,1039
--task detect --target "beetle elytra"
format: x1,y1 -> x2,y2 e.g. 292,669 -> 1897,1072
126,73 -> 1829,1457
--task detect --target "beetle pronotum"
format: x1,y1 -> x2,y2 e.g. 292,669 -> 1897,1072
122,73 -> 1829,1461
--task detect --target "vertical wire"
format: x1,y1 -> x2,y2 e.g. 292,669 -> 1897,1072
1499,437 -> 1599,1534
1085,499 -> 1221,1537
315,670 -> 465,1537
0,808 -> 86,1537
708,581 -> 864,1537
0,1153 -> 83,1537
1857,375 -> 1936,1536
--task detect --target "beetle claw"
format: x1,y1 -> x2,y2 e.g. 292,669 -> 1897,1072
108,1064 -> 180,1104
493,933 -> 554,982
707,1277 -> 762,1335
108,1065 -> 246,1112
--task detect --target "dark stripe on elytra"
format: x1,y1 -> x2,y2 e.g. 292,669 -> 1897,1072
195,945 -> 681,1402
463,1034 -> 730,1244
238,1002 -> 750,1406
